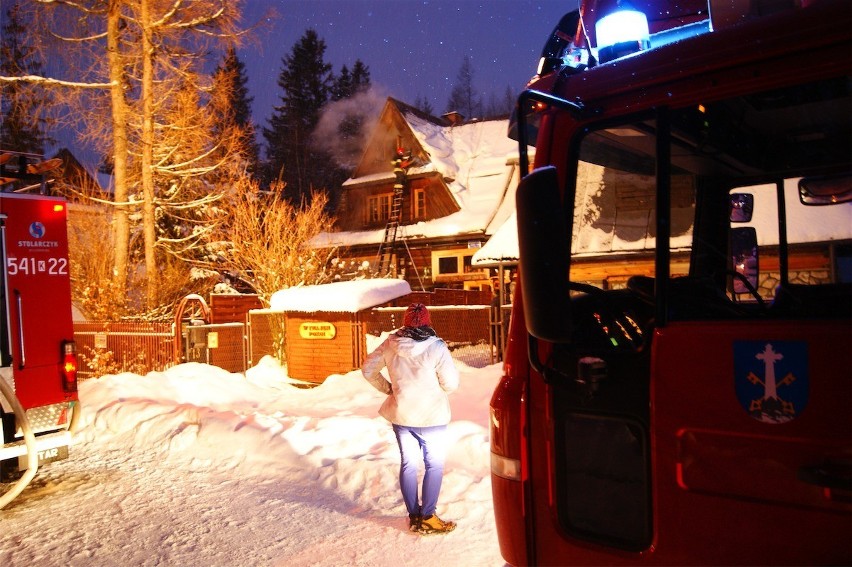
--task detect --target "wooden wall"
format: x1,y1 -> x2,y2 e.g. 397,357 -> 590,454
210,294 -> 263,323
284,312 -> 366,384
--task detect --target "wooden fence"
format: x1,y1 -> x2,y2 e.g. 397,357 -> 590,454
73,289 -> 501,379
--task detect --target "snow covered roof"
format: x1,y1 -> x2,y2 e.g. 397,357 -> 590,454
269,278 -> 411,313
474,176 -> 852,266
313,103 -> 522,249
472,211 -> 518,265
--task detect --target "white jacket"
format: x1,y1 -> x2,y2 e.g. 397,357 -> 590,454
361,333 -> 459,427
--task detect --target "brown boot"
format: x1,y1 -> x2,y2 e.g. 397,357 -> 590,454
417,514 -> 456,535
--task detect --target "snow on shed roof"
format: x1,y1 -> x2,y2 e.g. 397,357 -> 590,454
269,279 -> 412,314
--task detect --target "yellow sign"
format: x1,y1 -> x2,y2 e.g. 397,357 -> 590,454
299,322 -> 336,340
207,332 -> 219,349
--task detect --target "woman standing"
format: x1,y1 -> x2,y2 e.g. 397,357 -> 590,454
361,303 -> 459,535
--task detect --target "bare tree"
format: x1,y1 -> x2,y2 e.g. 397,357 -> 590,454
210,178 -> 338,362
445,55 -> 481,119
14,0 -> 250,313
213,178 -> 338,306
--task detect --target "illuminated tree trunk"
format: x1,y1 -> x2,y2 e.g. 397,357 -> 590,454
107,0 -> 129,297
140,0 -> 158,307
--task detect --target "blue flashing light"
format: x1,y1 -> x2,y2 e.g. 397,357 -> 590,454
595,8 -> 650,63
596,9 -> 650,47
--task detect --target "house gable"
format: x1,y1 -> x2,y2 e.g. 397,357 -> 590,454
351,99 -> 436,178
337,98 -> 462,232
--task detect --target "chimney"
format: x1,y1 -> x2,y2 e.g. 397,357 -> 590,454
442,111 -> 464,126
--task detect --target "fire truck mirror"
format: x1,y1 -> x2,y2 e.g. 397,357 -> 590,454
730,227 -> 759,295
729,193 -> 753,222
798,173 -> 852,206
517,166 -> 572,343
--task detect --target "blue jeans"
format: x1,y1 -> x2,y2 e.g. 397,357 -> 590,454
392,424 -> 448,517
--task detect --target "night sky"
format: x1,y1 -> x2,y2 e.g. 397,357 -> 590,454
240,0 -> 576,127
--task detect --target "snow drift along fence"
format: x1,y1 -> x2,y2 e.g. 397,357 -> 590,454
73,321 -> 173,379
74,303 -> 498,380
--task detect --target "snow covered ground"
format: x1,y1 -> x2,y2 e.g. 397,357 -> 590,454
0,337 -> 507,567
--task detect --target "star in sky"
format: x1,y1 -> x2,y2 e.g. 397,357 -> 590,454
240,0 -> 574,124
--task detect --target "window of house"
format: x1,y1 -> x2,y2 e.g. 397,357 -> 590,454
463,255 -> 473,273
367,193 -> 393,223
413,188 -> 426,219
438,256 -> 459,274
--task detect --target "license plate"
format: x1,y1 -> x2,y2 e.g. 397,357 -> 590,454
18,445 -> 69,469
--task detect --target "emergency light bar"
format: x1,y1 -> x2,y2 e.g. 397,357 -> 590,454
595,6 -> 650,63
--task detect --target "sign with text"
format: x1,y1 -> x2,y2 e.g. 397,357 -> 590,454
299,322 -> 337,340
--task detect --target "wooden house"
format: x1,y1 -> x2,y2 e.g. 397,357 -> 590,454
313,98 -> 520,293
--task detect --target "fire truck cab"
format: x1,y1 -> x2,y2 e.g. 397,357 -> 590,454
491,0 -> 851,564
0,152 -> 80,509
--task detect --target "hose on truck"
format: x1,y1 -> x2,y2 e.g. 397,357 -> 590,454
0,376 -> 38,510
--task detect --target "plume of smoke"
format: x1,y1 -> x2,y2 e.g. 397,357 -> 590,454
312,87 -> 388,169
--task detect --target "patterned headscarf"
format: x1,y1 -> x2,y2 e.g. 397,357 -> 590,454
396,303 -> 436,341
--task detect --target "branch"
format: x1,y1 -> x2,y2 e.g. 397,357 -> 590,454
0,75 -> 115,89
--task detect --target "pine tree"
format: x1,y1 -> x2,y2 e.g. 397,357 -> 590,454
313,58 -> 374,211
445,55 -> 480,120
211,46 -> 259,177
331,65 -> 353,101
263,29 -> 335,202
414,95 -> 435,116
351,59 -> 371,94
331,59 -> 372,149
0,2 -> 54,153
484,84 -> 516,118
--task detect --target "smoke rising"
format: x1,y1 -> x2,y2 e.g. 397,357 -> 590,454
312,87 -> 388,169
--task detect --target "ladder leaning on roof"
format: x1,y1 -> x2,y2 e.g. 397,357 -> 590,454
376,148 -> 411,275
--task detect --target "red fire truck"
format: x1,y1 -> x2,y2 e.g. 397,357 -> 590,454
491,0 -> 851,564
0,153 -> 80,509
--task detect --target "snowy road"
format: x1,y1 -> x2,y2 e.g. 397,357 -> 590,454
0,361 -> 507,567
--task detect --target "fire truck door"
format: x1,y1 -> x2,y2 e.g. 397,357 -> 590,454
650,319 -> 852,564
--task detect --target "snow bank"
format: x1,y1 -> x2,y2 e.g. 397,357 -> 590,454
1,357 -> 505,567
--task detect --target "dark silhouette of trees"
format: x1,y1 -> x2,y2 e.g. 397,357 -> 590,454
485,84 -> 516,118
0,2 -> 54,153
350,60 -> 371,95
445,55 -> 481,120
263,29 -> 336,202
414,95 -> 435,116
211,46 -> 259,178
264,30 -> 374,208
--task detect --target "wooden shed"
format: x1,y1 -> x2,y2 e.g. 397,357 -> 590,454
269,279 -> 412,383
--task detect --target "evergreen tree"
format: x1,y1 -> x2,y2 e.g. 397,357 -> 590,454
351,59 -> 371,94
445,55 -> 480,120
0,2 -> 54,153
321,58 -> 373,211
484,84 -> 516,118
263,29 -> 335,202
330,60 -> 370,101
414,95 -> 435,116
331,65 -> 353,101
211,46 -> 259,177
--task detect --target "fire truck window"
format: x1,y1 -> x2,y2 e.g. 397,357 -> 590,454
837,244 -> 852,283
